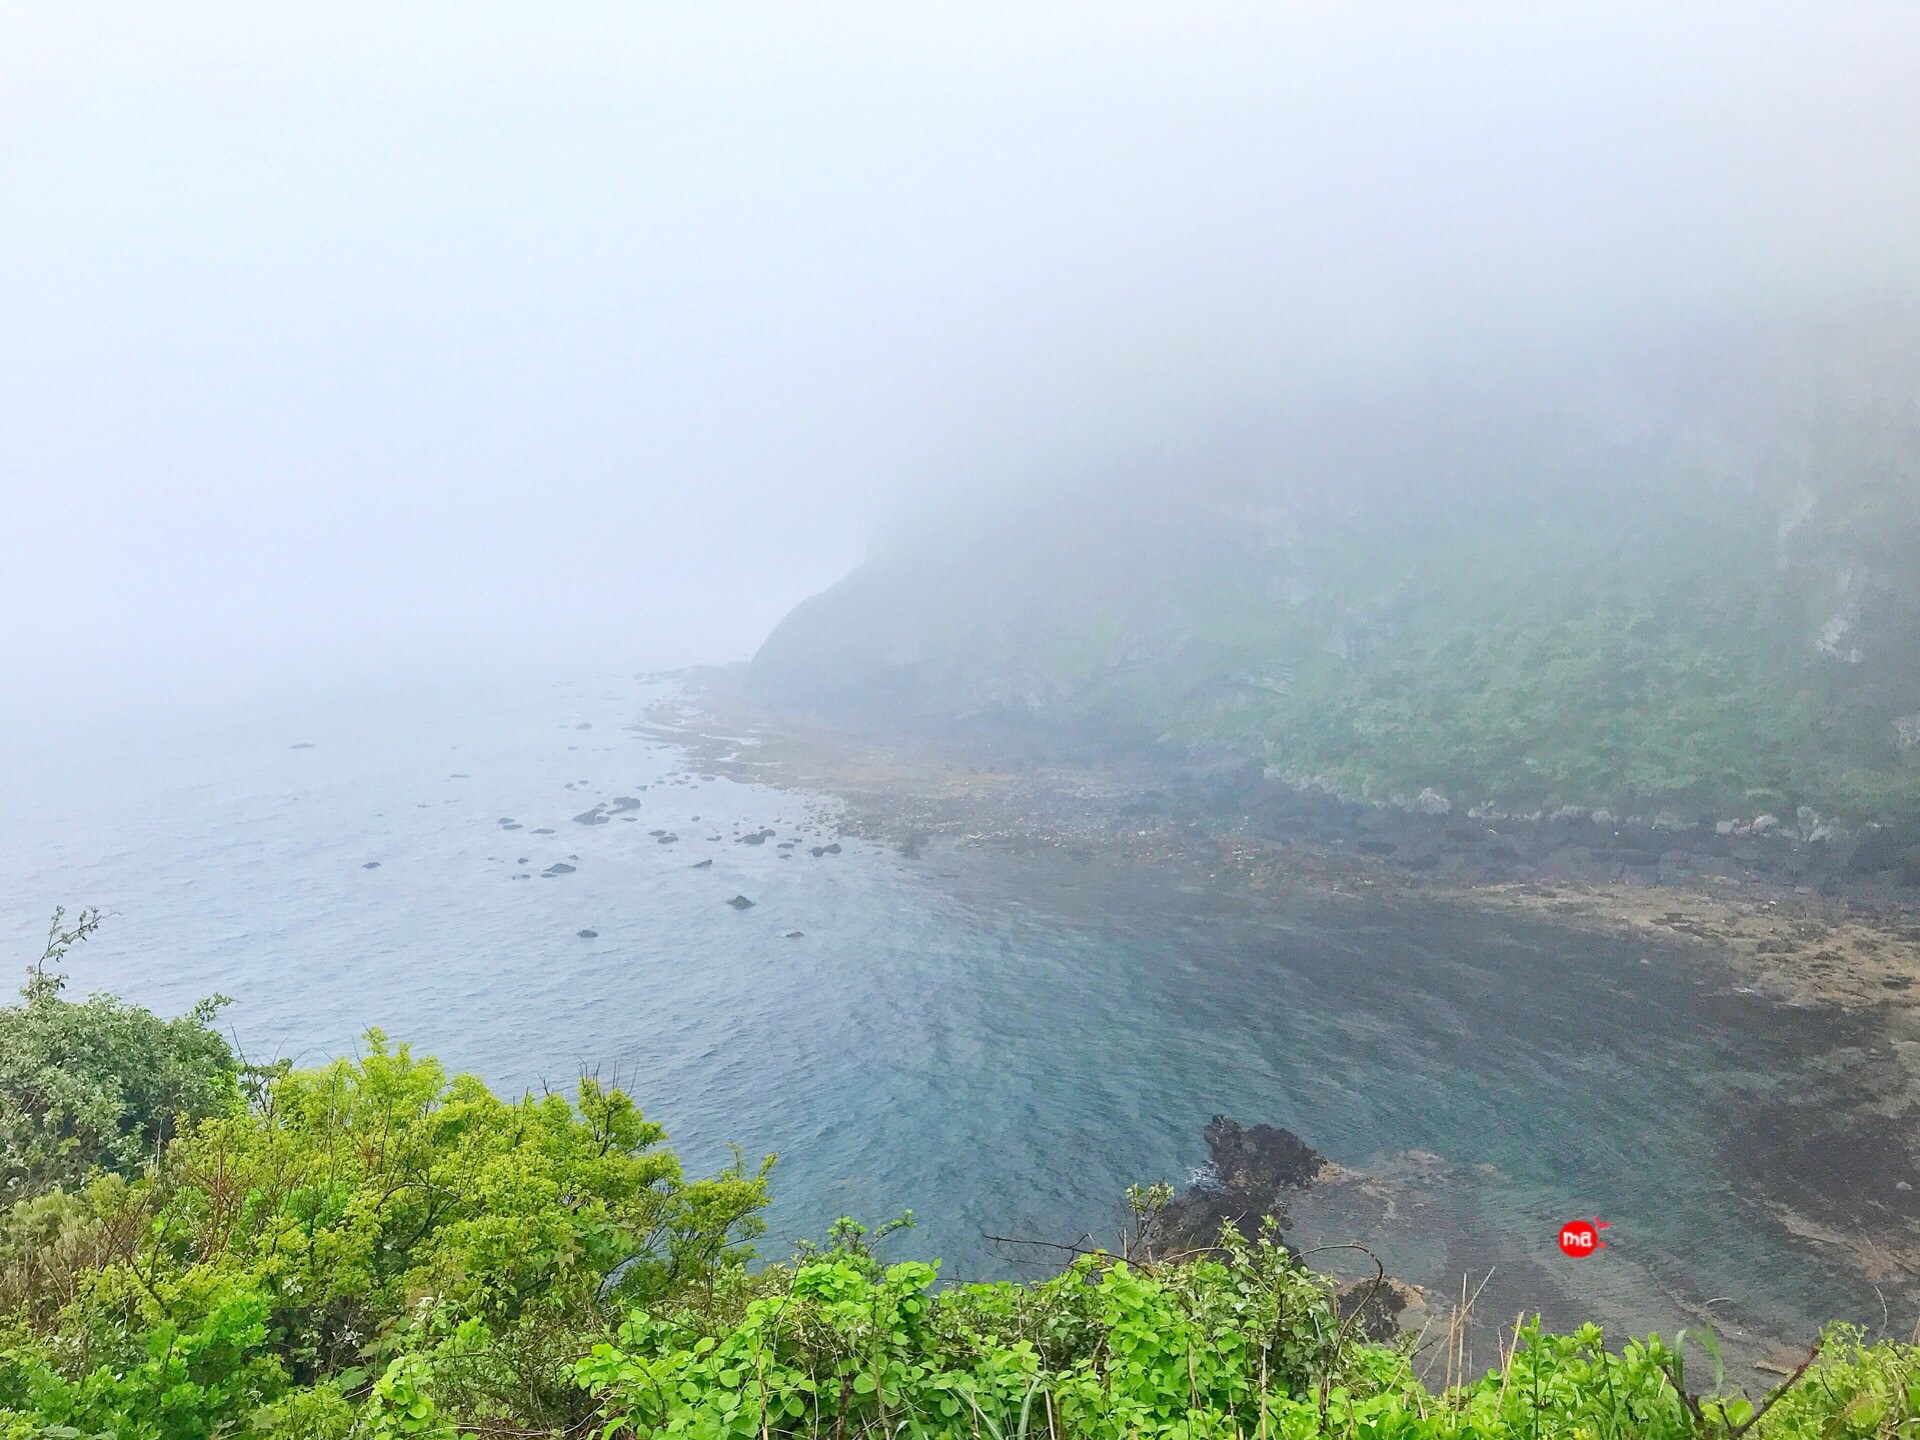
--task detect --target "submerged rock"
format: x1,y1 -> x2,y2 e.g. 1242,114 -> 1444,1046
361,861 -> 382,869
573,809 -> 609,826
1337,1277 -> 1425,1342
691,858 -> 713,869
542,862 -> 576,876
577,928 -> 598,939
727,895 -> 755,909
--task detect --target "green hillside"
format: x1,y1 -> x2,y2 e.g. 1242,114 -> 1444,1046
752,339 -> 1920,827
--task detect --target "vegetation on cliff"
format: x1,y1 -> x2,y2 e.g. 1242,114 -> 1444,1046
2,937 -> 1914,1436
751,328 -> 1920,829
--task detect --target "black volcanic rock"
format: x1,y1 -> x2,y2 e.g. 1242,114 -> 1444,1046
1157,1116 -> 1327,1255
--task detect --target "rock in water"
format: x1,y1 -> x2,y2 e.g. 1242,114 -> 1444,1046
573,809 -> 609,826
691,858 -> 713,869
361,861 -> 381,869
542,862 -> 577,876
1337,1278 -> 1424,1342
784,930 -> 804,938
577,928 -> 598,939
1156,1116 -> 1327,1256
727,895 -> 754,909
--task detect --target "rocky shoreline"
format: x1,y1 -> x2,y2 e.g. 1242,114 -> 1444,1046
642,669 -> 1920,1014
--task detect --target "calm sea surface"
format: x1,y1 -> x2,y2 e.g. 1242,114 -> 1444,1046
2,674 -> 1900,1356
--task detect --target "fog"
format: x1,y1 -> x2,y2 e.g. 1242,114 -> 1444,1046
5,4 -> 1919,726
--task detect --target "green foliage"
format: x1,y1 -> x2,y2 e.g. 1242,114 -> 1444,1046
578,1245 -> 1919,1440
0,1009 -> 771,1437
0,911 -> 239,1205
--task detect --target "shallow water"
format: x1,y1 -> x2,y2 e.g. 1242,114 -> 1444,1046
2,674 -> 1902,1356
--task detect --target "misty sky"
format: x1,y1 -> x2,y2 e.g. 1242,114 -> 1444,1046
5,4 -> 1919,723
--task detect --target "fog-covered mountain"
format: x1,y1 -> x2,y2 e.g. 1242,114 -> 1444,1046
753,320 -> 1920,826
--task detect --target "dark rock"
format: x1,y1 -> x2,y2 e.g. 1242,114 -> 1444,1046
1337,1278 -> 1422,1342
1846,821 -> 1920,877
784,930 -> 804,938
1205,1116 -> 1327,1191
573,809 -> 609,826
531,828 -> 555,835
501,822 -> 522,830
727,895 -> 755,909
361,861 -> 381,869
1901,846 -> 1920,887
824,842 -> 841,854
691,858 -> 713,869
1158,1117 -> 1327,1255
657,833 -> 679,844
609,796 -> 642,812
290,741 -> 316,749
810,846 -> 826,857
577,928 -> 598,939
542,862 -> 576,876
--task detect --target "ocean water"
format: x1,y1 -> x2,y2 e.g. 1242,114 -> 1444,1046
2,674 -> 1902,1356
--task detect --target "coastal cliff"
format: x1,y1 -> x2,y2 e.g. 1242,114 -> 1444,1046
752,339 -> 1920,856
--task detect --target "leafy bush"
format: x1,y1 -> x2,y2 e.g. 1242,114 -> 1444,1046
0,1013 -> 771,1436
0,910 -> 238,1205
577,1252 -> 1918,1440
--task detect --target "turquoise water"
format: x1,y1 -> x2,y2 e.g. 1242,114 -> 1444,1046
1,675 -> 1900,1355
